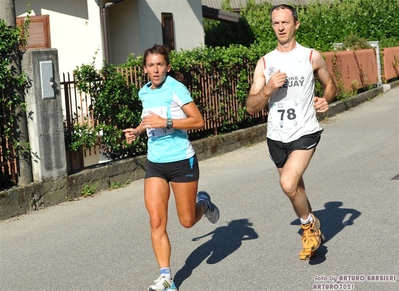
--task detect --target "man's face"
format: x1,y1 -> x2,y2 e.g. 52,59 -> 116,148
271,8 -> 300,45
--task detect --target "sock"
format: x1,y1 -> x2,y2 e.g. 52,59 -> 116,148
199,199 -> 210,212
300,213 -> 313,225
203,200 -> 211,212
160,267 -> 171,279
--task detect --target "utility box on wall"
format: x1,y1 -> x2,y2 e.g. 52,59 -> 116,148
39,60 -> 55,99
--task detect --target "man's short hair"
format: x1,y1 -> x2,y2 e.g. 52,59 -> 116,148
270,4 -> 299,23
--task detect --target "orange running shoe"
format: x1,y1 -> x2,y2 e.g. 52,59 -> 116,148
299,213 -> 325,260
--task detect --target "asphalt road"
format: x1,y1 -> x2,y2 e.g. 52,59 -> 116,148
1,87 -> 398,291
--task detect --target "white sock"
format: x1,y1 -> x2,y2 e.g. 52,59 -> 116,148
160,267 -> 171,279
300,214 -> 313,225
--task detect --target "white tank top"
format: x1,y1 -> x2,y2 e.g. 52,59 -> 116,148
263,43 -> 322,142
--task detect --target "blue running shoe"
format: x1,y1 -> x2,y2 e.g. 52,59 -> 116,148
197,191 -> 220,224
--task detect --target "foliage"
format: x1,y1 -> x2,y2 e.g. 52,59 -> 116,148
81,182 -> 98,197
204,0 -> 399,51
239,0 -> 276,51
204,17 -> 255,48
341,33 -> 371,51
171,45 -> 255,103
108,179 -> 131,190
70,59 -> 145,159
297,0 -> 399,50
64,121 -> 98,151
0,10 -> 30,185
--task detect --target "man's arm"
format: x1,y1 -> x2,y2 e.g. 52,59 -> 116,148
246,58 -> 287,115
312,50 -> 337,112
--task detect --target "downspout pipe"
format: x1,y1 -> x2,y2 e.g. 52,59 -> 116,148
101,0 -> 125,64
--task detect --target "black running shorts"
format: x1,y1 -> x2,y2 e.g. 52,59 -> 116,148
267,130 -> 323,168
145,155 -> 199,182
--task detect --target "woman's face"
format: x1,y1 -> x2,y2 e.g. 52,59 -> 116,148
144,53 -> 171,89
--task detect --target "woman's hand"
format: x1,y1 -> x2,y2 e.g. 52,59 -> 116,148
141,111 -> 165,128
123,128 -> 140,144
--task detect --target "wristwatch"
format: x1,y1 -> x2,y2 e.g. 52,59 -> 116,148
166,118 -> 173,129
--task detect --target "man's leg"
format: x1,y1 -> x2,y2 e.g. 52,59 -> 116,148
277,149 -> 323,259
277,148 -> 314,220
289,177 -> 312,219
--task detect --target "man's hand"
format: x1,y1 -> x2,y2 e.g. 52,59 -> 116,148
246,69 -> 287,115
266,69 -> 287,92
313,97 -> 329,113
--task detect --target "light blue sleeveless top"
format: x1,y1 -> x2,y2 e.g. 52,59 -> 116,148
139,76 -> 195,163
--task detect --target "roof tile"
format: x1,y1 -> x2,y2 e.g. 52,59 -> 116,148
202,0 -> 326,9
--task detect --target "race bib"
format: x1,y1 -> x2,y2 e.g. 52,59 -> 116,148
269,99 -> 303,129
142,106 -> 174,137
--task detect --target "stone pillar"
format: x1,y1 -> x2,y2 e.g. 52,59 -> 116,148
21,49 -> 67,181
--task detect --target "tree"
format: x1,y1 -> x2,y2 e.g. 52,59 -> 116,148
0,0 -> 32,185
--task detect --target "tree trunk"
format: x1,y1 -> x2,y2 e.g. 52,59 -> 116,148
0,0 -> 16,26
0,0 -> 33,185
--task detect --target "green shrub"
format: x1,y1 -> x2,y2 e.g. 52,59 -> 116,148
0,12 -> 30,185
71,60 -> 145,159
203,0 -> 399,51
204,17 -> 255,48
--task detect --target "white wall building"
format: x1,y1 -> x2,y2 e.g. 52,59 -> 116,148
15,0 -> 207,74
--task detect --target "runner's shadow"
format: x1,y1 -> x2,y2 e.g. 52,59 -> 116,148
290,201 -> 361,265
174,218 -> 258,289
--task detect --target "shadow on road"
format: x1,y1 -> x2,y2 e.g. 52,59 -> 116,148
174,218 -> 258,289
290,201 -> 361,265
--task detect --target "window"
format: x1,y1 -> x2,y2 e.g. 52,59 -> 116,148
161,13 -> 174,51
16,15 -> 51,49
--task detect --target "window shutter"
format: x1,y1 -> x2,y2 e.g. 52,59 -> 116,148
17,15 -> 51,49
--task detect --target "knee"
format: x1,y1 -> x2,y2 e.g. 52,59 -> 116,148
179,216 -> 196,228
149,215 -> 165,231
280,176 -> 298,198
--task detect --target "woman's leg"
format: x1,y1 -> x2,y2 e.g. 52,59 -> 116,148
171,181 -> 206,228
144,177 -> 172,268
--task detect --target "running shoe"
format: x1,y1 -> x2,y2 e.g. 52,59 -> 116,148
299,213 -> 325,260
148,276 -> 177,291
197,191 -> 220,224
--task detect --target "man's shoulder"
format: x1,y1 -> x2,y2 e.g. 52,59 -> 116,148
296,43 -> 314,53
264,48 -> 278,57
